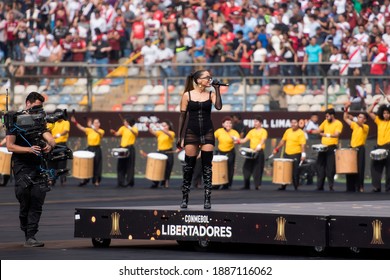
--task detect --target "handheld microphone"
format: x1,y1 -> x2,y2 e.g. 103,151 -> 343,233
211,79 -> 229,86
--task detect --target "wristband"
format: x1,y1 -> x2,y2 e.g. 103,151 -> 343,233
73,121 -> 78,125
56,133 -> 61,138
274,147 -> 279,153
353,117 -> 358,122
326,133 -> 330,138
302,152 -> 306,157
237,139 -> 240,144
91,125 -> 95,129
127,125 -> 132,129
256,144 -> 262,150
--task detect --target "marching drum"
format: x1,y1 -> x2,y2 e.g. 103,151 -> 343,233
72,151 -> 94,179
212,155 -> 228,185
0,147 -> 12,176
177,150 -> 185,165
111,148 -> 129,158
239,147 -> 258,159
335,149 -> 357,174
272,158 -> 293,185
312,144 -> 328,153
370,149 -> 389,161
145,153 -> 168,181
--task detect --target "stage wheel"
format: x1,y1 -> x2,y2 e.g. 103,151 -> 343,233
197,240 -> 210,248
91,238 -> 111,248
314,246 -> 325,253
349,247 -> 360,254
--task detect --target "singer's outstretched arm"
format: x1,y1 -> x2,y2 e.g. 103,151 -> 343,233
212,85 -> 223,110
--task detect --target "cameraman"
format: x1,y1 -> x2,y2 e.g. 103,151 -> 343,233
6,92 -> 55,247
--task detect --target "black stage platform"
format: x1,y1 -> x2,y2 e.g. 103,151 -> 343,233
74,200 -> 390,251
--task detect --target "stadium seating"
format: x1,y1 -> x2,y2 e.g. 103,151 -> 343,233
293,84 -> 306,95
252,104 -> 265,111
14,85 -> 25,95
283,84 -> 295,95
297,104 -> 310,111
302,94 -> 315,105
289,94 -> 303,105
310,104 -> 322,111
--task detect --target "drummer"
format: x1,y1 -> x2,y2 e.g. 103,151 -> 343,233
311,108 -> 343,191
235,115 -> 268,190
214,117 -> 240,190
147,120 -> 175,188
367,99 -> 390,192
47,110 -> 70,186
71,116 -> 105,187
110,116 -> 138,188
343,102 -> 369,192
272,118 -> 306,190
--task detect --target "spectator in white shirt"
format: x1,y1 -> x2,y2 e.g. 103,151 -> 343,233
328,46 -> 342,87
90,9 -> 107,39
156,41 -> 175,85
183,11 -> 200,41
20,38 -> 39,86
141,37 -> 159,85
339,51 -> 349,88
334,0 -> 346,15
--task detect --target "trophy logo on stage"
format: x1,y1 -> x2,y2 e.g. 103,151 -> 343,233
110,212 -> 122,236
371,219 -> 384,245
274,216 -> 287,241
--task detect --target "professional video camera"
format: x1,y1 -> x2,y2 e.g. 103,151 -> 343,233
2,105 -> 72,191
3,105 -> 68,135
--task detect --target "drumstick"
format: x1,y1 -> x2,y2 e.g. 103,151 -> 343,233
118,113 -> 124,122
266,154 -> 274,161
139,149 -> 147,158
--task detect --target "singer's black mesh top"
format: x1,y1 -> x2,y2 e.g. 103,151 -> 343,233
184,91 -> 215,146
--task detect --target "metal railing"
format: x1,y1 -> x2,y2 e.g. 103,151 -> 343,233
1,61 -> 389,111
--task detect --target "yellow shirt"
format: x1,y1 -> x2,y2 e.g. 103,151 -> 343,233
117,125 -> 138,147
156,130 -> 175,150
246,128 -> 268,150
85,127 -> 104,146
214,128 -> 240,152
350,121 -> 369,148
50,120 -> 70,144
319,119 -> 343,146
375,116 -> 390,146
282,128 -> 306,155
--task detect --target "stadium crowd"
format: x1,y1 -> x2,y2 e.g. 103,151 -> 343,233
0,0 -> 389,93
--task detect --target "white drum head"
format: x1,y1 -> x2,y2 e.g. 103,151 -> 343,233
274,158 -> 294,162
372,149 -> 387,154
0,147 -> 12,154
73,151 -> 95,158
178,150 -> 185,162
112,148 -> 128,152
240,147 -> 255,152
148,152 -> 168,160
213,155 -> 228,162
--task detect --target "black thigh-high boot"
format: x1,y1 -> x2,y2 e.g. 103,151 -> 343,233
180,155 -> 197,208
201,151 -> 213,209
